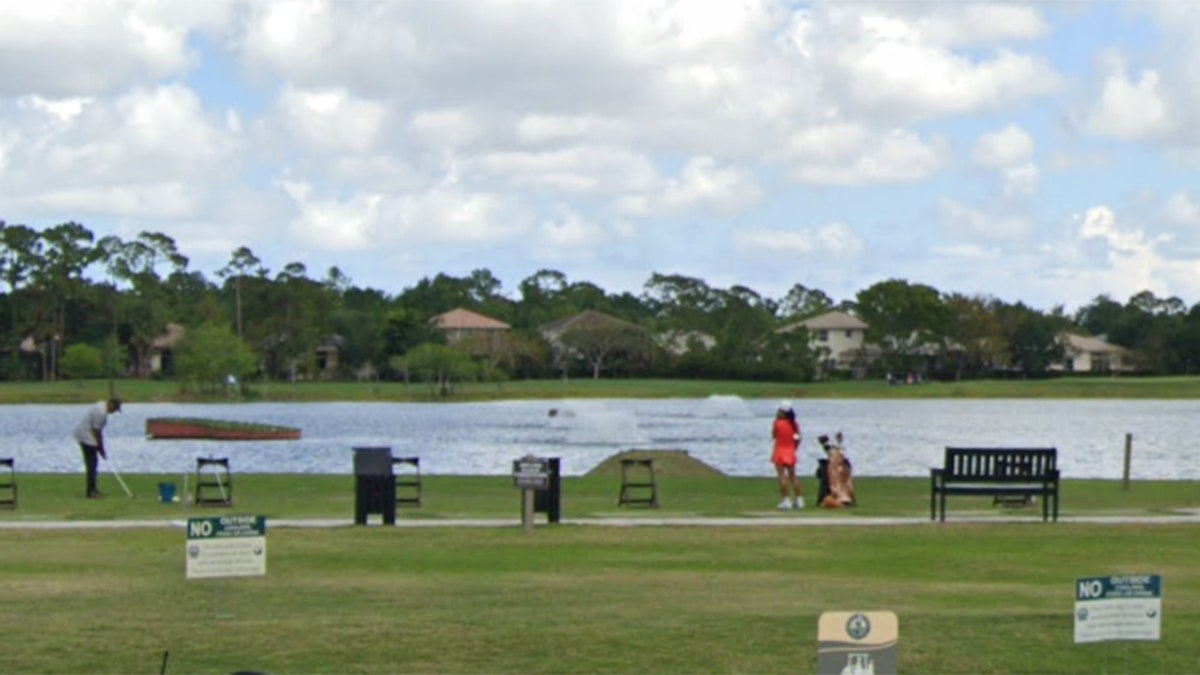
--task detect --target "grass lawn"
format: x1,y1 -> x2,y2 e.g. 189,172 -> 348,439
8,375 -> 1200,405
1,473 -> 1198,673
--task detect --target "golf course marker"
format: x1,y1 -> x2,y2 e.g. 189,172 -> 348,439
817,610 -> 898,675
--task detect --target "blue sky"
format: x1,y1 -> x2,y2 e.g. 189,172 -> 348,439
2,0 -> 1199,313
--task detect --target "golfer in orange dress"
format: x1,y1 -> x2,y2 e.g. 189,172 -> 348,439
771,401 -> 803,509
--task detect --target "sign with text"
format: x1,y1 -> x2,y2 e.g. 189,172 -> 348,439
186,515 -> 267,580
817,611 -> 898,675
512,457 -> 549,490
1074,574 -> 1161,643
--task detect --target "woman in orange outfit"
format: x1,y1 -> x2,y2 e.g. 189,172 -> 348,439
771,401 -> 803,510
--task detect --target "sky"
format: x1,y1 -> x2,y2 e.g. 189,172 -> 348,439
2,0 -> 1200,313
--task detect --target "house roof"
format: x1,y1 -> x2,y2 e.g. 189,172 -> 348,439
430,308 -> 510,331
540,309 -> 636,335
1061,333 -> 1125,355
779,310 -> 868,333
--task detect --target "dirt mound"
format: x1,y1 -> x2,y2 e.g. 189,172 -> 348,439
585,449 -> 725,477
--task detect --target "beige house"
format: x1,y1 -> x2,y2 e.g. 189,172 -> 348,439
430,308 -> 511,347
778,310 -> 870,372
148,323 -> 185,374
1052,333 -> 1132,373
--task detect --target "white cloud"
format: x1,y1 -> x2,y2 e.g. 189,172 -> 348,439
277,86 -> 388,154
516,114 -> 626,145
1078,53 -> 1174,141
410,108 -> 485,149
939,199 -> 1030,239
616,156 -> 761,216
1064,205 -> 1184,301
786,126 -> 945,185
280,179 -> 381,252
1000,163 -> 1039,198
732,221 -> 863,257
0,0 -> 233,96
0,85 -> 236,219
468,146 -> 658,196
796,5 -> 1059,124
1163,192 -> 1200,227
972,124 -> 1034,169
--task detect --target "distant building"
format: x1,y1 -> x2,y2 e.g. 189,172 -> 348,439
778,310 -> 871,373
1052,333 -> 1133,374
149,323 -> 185,374
430,308 -> 511,348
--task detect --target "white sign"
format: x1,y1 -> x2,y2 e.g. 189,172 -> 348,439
186,515 -> 267,580
512,457 -> 549,490
1074,574 -> 1161,643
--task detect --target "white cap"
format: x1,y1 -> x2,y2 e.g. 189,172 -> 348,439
778,400 -> 793,412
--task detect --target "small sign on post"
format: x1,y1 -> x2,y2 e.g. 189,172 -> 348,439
513,455 -> 549,534
817,611 -> 898,675
1074,574 -> 1161,644
186,515 -> 267,580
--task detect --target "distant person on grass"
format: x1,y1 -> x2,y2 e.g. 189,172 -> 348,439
771,401 -> 803,510
73,397 -> 121,499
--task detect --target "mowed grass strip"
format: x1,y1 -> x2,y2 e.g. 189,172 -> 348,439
0,524 -> 1197,674
4,472 -> 1199,521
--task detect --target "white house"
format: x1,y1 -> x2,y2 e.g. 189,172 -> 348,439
778,310 -> 871,373
1052,333 -> 1133,374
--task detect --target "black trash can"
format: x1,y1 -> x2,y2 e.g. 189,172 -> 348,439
353,447 -> 395,525
532,457 -> 561,523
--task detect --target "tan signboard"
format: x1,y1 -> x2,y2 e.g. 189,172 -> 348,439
817,611 -> 898,675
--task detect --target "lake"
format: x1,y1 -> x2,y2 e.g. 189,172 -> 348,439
5,397 -> 1198,480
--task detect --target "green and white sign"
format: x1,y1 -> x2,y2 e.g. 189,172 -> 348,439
1074,574 -> 1161,643
186,515 -> 267,580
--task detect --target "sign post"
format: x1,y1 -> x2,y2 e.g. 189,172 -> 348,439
1074,574 -> 1161,644
512,455 -> 549,535
186,515 -> 267,580
186,515 -> 267,619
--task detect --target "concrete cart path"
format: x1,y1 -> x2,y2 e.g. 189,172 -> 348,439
2,511 -> 1200,530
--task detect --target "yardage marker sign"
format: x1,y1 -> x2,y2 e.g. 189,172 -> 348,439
1074,574 -> 1161,643
186,515 -> 267,580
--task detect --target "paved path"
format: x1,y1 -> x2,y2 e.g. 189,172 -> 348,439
2,511 -> 1199,530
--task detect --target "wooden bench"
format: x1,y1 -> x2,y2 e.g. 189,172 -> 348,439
930,447 -> 1059,522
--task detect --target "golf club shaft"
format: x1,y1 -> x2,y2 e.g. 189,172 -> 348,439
106,457 -> 134,497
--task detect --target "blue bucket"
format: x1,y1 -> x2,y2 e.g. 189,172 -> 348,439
157,482 -> 177,504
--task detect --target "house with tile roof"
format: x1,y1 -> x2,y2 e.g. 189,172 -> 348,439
430,308 -> 511,345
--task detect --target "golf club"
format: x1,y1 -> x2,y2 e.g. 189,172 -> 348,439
106,456 -> 134,498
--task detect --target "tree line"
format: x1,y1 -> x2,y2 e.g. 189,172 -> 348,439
3,220 -> 1200,389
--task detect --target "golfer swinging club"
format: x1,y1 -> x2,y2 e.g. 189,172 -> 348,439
73,397 -> 121,499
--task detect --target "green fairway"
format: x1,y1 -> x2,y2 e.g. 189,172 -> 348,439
2,473 -> 1200,672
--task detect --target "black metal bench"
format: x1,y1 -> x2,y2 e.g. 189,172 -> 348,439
930,447 -> 1059,522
